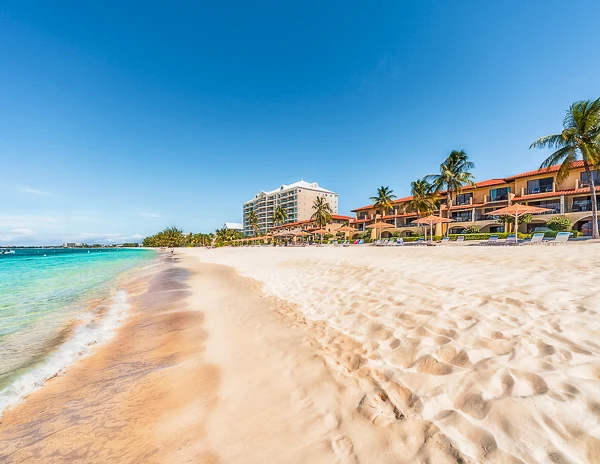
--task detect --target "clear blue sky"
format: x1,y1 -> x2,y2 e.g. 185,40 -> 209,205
1,1 -> 599,245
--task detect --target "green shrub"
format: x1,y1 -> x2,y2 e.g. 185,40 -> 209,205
546,216 -> 573,231
463,225 -> 481,234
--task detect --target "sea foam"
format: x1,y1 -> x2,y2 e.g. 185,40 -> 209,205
0,290 -> 130,417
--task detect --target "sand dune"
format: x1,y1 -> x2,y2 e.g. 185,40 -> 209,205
192,244 -> 600,463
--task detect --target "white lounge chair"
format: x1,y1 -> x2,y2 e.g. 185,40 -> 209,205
440,237 -> 450,244
396,238 -> 404,246
456,235 -> 465,243
527,232 -> 545,245
545,231 -> 571,245
503,234 -> 519,246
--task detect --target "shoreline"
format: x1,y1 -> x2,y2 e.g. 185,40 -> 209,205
0,251 -> 161,418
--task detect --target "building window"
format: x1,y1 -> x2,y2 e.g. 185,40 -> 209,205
489,187 -> 510,201
580,170 -> 600,186
451,211 -> 473,222
527,177 -> 553,194
530,200 -> 559,213
455,193 -> 472,205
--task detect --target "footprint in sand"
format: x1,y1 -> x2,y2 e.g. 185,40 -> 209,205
331,435 -> 358,464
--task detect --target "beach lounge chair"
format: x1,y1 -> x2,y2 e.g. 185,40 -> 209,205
396,237 -> 404,246
456,235 -> 465,243
545,231 -> 571,245
527,232 -> 545,245
503,234 -> 519,246
358,239 -> 365,245
440,237 -> 450,244
479,235 -> 499,246
415,238 -> 426,245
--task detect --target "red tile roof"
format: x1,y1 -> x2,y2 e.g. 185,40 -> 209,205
351,195 -> 414,212
462,179 -> 507,189
349,162 -> 592,213
516,185 -> 600,201
504,160 -> 586,181
331,214 -> 354,221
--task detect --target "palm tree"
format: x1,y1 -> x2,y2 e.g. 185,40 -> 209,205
406,178 -> 437,217
369,186 -> 397,218
311,196 -> 333,244
272,205 -> 288,226
530,98 -> 600,239
245,209 -> 260,236
405,178 -> 438,239
427,150 -> 476,235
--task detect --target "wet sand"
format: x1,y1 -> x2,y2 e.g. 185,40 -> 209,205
2,245 -> 600,463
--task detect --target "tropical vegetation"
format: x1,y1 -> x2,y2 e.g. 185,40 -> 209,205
546,216 -> 573,232
311,196 -> 333,244
530,98 -> 600,239
245,209 -> 261,236
272,205 -> 288,226
142,227 -> 188,247
405,178 -> 437,217
427,150 -> 476,235
369,186 -> 396,217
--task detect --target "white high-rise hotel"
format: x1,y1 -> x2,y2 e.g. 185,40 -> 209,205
243,180 -> 338,235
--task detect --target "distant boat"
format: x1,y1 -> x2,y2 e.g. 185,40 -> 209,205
1,249 -> 15,255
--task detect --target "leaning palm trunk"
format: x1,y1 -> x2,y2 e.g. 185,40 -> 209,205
584,163 -> 600,239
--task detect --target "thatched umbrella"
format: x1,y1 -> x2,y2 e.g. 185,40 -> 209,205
412,215 -> 453,242
368,221 -> 394,240
485,204 -> 551,234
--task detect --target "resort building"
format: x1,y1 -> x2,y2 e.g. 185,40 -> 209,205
243,180 -> 339,235
350,161 -> 600,238
223,222 -> 244,232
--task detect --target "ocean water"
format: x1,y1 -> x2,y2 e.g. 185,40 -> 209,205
0,248 -> 155,415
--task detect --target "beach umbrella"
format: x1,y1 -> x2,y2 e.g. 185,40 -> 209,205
485,204 -> 552,234
311,228 -> 328,245
368,221 -> 394,240
336,225 -> 356,241
412,215 -> 453,242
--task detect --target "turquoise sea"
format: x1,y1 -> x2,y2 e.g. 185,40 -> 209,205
0,248 -> 155,415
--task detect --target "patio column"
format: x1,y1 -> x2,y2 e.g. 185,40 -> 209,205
472,208 -> 476,222
560,195 -> 565,214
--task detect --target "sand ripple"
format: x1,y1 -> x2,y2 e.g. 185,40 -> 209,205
198,245 -> 600,463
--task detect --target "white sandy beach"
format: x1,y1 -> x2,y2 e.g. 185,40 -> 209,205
1,244 -> 600,463
191,244 -> 600,463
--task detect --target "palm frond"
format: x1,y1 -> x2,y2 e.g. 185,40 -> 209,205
529,134 -> 567,150
539,145 -> 575,169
